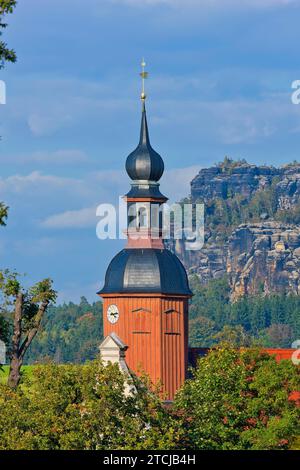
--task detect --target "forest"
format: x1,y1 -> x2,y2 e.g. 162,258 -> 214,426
7,276 -> 297,365
189,276 -> 300,348
24,297 -> 103,364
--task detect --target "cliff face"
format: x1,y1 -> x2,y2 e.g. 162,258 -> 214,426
276,165 -> 300,210
173,160 -> 300,299
191,162 -> 281,202
227,223 -> 300,300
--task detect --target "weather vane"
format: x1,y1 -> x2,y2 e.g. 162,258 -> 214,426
140,58 -> 148,102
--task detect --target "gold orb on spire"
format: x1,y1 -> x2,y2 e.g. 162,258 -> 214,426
140,58 -> 148,101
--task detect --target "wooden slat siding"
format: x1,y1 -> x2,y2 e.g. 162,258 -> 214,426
102,294 -> 188,401
160,297 -> 188,401
184,300 -> 189,374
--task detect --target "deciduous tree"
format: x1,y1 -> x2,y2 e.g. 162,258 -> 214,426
0,0 -> 17,218
0,201 -> 8,226
175,347 -> 300,450
0,360 -> 179,450
0,271 -> 57,388
0,0 -> 17,67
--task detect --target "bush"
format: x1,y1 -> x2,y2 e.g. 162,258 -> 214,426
175,348 -> 300,450
0,360 -> 178,450
0,350 -> 298,450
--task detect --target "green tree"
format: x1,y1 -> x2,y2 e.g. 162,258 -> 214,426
0,271 -> 57,388
0,1 -> 17,220
0,0 -> 17,68
0,360 -> 179,450
0,201 -> 8,226
26,298 -> 103,364
189,276 -> 300,348
260,323 -> 294,348
189,316 -> 216,347
175,347 -> 300,450
213,325 -> 253,347
0,351 -> 298,450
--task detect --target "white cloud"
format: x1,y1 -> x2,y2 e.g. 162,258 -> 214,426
41,206 -> 97,229
2,149 -> 89,165
39,165 -> 201,229
4,69 -> 298,162
28,112 -> 73,136
0,171 -> 80,194
162,165 -> 201,201
148,91 -> 299,146
0,169 -> 128,229
6,75 -> 133,139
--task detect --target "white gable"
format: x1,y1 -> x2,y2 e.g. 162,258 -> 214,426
99,334 -> 135,396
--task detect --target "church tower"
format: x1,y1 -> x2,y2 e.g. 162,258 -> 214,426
98,62 -> 192,401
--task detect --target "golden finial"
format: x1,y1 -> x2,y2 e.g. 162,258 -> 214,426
140,58 -> 148,102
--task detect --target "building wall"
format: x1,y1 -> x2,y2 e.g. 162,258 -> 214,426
102,294 -> 188,400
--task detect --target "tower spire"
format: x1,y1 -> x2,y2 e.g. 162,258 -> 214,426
98,63 -> 191,401
140,58 -> 148,105
125,60 -> 164,183
139,98 -> 150,146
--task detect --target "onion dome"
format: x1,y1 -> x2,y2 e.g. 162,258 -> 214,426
98,248 -> 192,296
125,103 -> 164,182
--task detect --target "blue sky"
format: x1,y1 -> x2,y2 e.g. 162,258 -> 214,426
1,0 -> 300,303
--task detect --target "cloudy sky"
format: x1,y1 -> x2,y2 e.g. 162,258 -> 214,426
1,0 -> 300,303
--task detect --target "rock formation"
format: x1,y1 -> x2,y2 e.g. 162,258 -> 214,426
190,160 -> 282,203
172,159 -> 300,299
227,222 -> 300,300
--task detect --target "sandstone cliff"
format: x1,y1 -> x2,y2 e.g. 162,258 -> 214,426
190,160 -> 281,203
173,159 -> 300,299
227,223 -> 300,300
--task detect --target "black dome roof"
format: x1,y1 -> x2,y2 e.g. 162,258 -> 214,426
125,104 -> 164,182
98,248 -> 192,296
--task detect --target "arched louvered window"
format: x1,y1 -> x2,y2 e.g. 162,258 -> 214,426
137,205 -> 148,229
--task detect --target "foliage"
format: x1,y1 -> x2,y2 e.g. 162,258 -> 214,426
218,156 -> 249,172
0,271 -> 57,387
189,316 -> 217,347
0,271 -> 57,324
276,201 -> 300,224
0,315 -> 9,344
0,360 -> 178,450
189,276 -> 300,348
259,324 -> 294,349
0,201 -> 8,226
0,364 -> 33,385
0,351 -> 298,450
0,269 -> 19,344
19,279 -> 300,364
25,296 -> 103,364
213,325 -> 253,347
0,0 -> 16,221
175,347 -> 300,450
0,0 -> 17,68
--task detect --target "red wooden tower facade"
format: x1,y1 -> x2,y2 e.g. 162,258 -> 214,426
98,68 -> 192,400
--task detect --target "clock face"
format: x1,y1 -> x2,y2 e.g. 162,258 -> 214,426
107,304 -> 119,324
